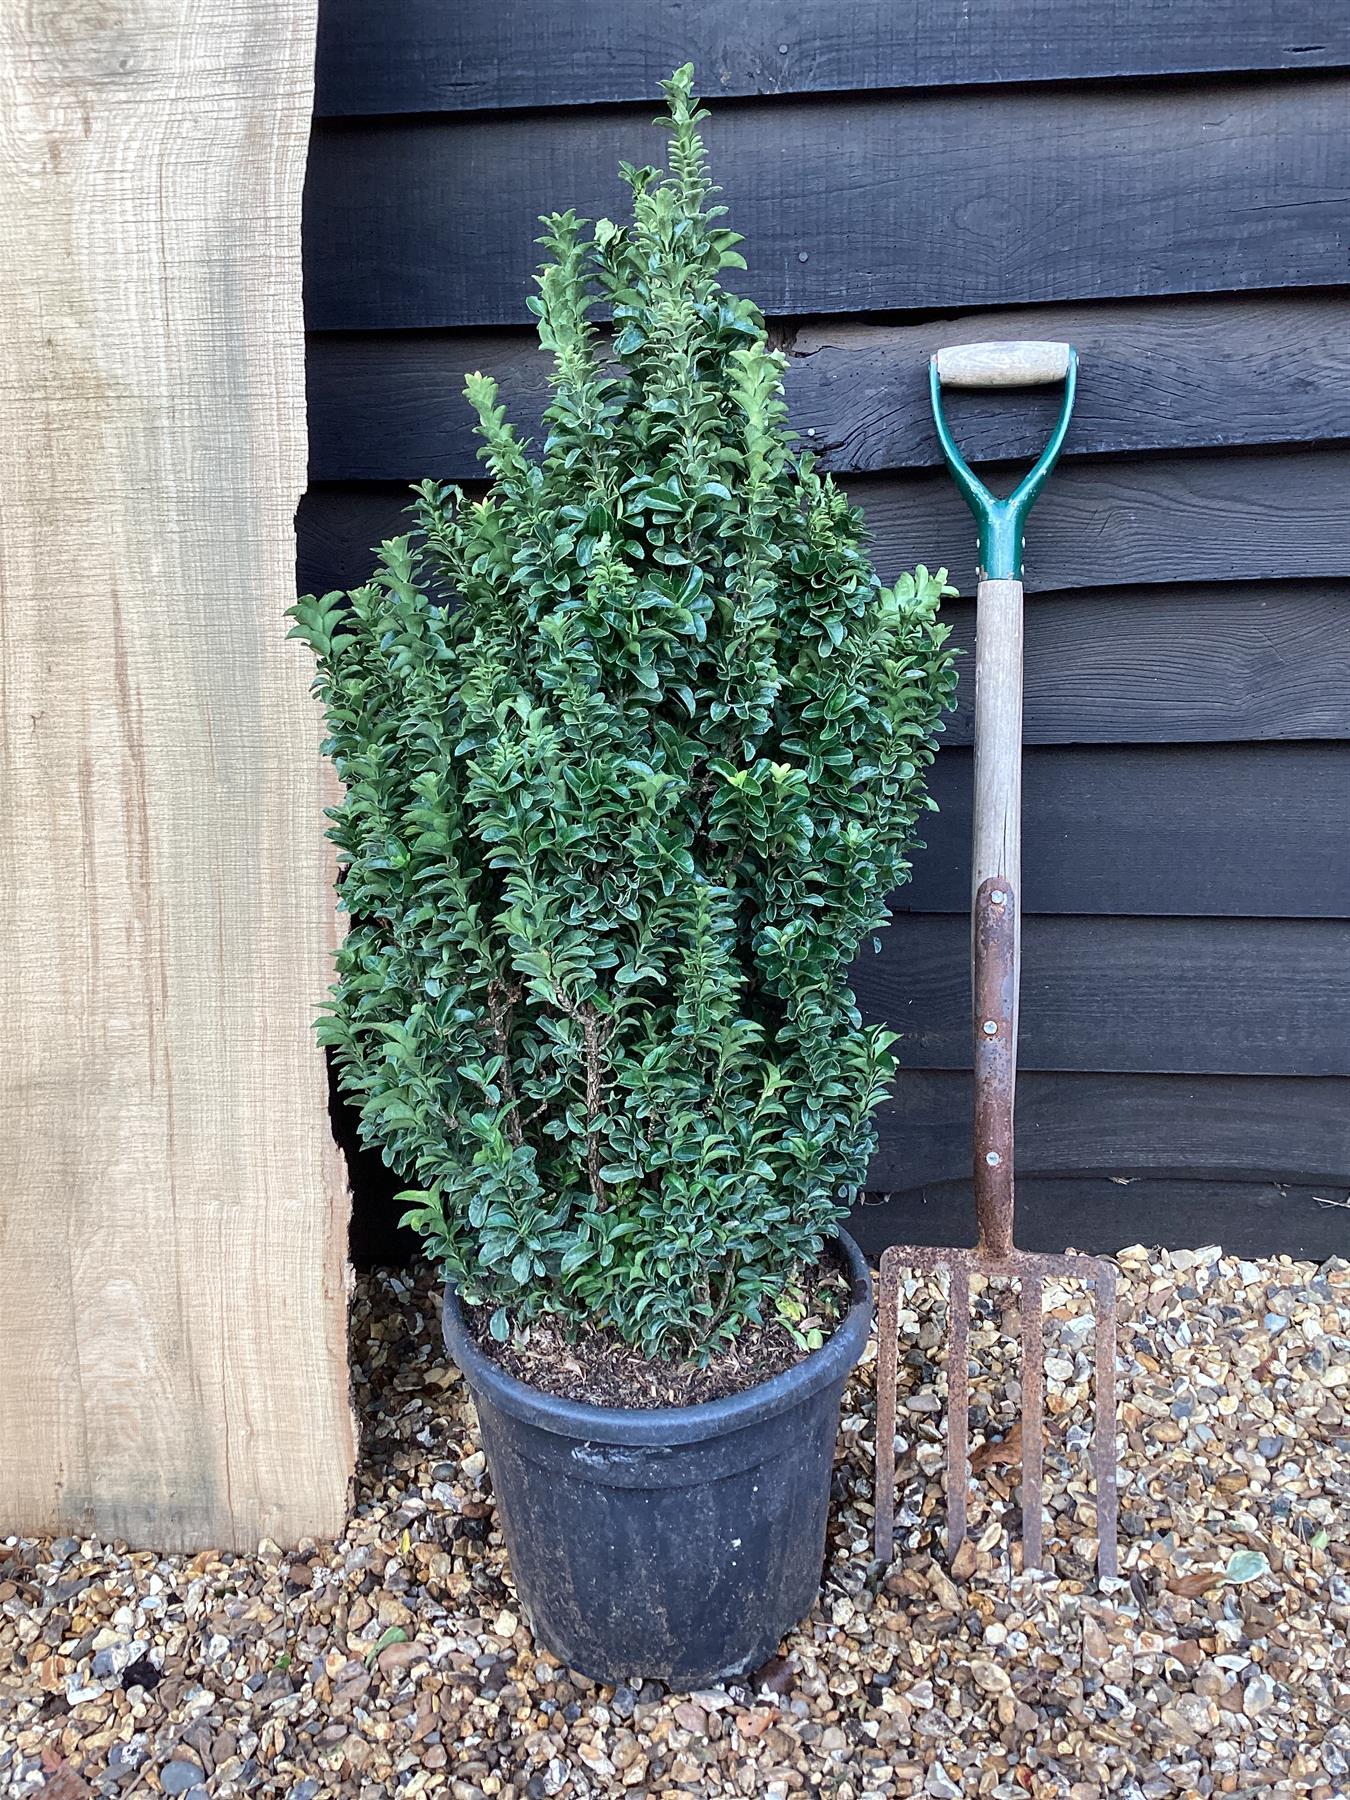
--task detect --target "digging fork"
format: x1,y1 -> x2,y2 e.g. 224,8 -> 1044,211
873,341 -> 1118,1579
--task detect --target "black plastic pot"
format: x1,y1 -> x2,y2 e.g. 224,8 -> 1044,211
441,1230 -> 872,1686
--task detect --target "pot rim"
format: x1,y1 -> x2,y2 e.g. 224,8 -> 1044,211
441,1227 -> 873,1446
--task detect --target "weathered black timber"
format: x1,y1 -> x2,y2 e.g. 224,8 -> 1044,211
847,1180 -> 1350,1263
859,916 -> 1350,1076
903,745 -> 1350,918
306,0 -> 1350,1254
304,81 -> 1350,329
307,297 -> 1350,483
314,0 -> 1350,117
869,1071 -> 1350,1189
938,587 -> 1350,747
297,455 -> 1350,600
841,454 -> 1350,596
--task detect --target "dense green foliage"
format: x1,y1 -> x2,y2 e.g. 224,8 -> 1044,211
290,67 -> 956,1359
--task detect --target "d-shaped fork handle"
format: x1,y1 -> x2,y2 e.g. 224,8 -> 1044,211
930,341 -> 1077,580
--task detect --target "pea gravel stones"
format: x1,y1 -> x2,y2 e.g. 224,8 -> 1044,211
3,1244 -> 1347,1797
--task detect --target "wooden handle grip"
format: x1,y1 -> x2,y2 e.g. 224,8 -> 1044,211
934,340 -> 1071,388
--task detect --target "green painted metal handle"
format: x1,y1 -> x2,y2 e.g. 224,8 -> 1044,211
929,347 -> 1078,580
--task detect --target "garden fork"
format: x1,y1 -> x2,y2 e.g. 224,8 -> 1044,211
873,341 -> 1118,1578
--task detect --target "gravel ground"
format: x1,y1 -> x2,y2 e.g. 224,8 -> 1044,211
2,1244 -> 1348,1799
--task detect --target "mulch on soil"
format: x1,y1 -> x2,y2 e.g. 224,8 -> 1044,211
461,1252 -> 850,1408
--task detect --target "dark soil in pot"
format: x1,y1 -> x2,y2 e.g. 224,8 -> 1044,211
460,1248 -> 853,1408
441,1230 -> 872,1687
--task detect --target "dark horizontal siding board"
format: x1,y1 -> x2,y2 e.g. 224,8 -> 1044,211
307,296 -> 1350,482
303,80 -> 1350,329
936,585 -> 1350,747
298,486 -> 411,596
296,485 -> 1350,749
857,915 -> 1350,1075
788,298 -> 1350,476
845,452 -> 1350,595
314,0 -> 1350,116
903,744 -> 1350,918
296,455 -> 1350,602
869,1071 -> 1350,1187
847,1178 -> 1350,1261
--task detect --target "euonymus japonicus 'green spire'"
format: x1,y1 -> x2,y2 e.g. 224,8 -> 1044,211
289,65 -> 957,1358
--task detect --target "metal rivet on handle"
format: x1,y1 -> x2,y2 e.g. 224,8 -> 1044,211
991,890 -> 1006,906
982,1020 -> 998,1035
985,1151 -> 1001,1166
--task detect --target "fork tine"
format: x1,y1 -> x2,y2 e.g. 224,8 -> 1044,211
874,1251 -> 900,1564
1093,1264 -> 1119,1580
871,1249 -> 1119,1582
946,1261 -> 971,1561
1019,1272 -> 1044,1572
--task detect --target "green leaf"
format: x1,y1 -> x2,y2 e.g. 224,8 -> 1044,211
365,1626 -> 408,1667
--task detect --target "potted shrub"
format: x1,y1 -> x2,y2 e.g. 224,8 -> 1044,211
290,65 -> 955,1685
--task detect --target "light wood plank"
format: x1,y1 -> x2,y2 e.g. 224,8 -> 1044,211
0,0 -> 354,1549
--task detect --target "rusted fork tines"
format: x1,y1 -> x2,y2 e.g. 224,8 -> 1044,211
873,1242 -> 1118,1578
873,882 -> 1119,1579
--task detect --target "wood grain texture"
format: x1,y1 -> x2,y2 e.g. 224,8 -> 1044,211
305,297 -> 1350,482
788,298 -> 1350,474
972,579 -> 1024,900
313,0 -> 1350,116
904,745 -> 1350,918
935,341 -> 1070,388
303,80 -> 1350,329
296,451 -> 1350,600
970,579 -> 1023,1060
937,585 -> 1350,747
844,453 -> 1350,597
856,916 -> 1350,1076
0,0 -> 354,1549
848,1178 -> 1350,1262
869,1072 -> 1350,1189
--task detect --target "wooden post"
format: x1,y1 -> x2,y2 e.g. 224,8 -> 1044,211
0,0 -> 355,1548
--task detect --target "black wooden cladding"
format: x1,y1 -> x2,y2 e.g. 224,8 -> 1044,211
847,1181 -> 1349,1262
871,1071 -> 1350,1189
308,296 -> 1350,483
860,916 -> 1350,1077
904,745 -> 1350,919
932,586 -> 1350,747
315,0 -> 1350,117
304,80 -> 1350,330
295,457 -> 1350,604
306,1 -> 1350,1252
846,454 -> 1350,597
298,452 -> 1350,600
